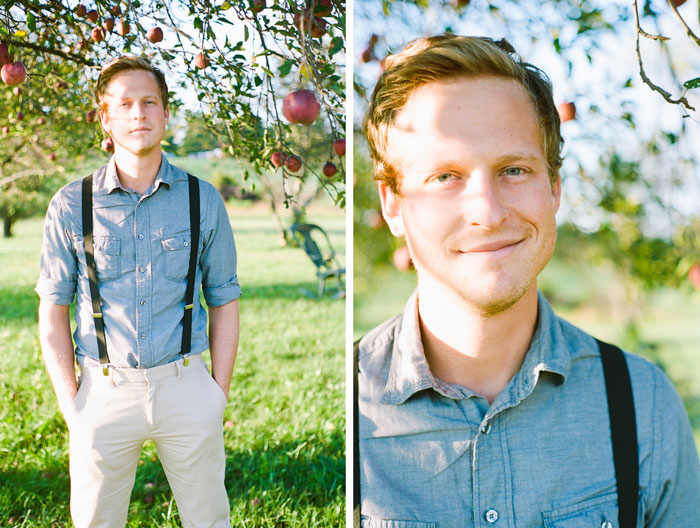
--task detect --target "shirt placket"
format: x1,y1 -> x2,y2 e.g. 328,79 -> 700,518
134,195 -> 153,366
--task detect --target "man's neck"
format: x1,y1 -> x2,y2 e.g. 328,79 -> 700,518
113,147 -> 163,195
417,280 -> 539,404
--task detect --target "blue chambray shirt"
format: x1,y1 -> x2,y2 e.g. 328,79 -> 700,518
357,290 -> 700,527
36,154 -> 241,368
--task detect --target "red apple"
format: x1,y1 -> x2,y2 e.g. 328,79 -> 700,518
111,5 -> 121,15
672,0 -> 687,6
270,151 -> 287,167
86,9 -> 99,22
250,0 -> 266,13
194,53 -> 210,69
101,137 -> 114,152
1,62 -> 26,86
86,109 -> 98,123
91,27 -> 104,42
77,39 -> 90,51
293,10 -> 326,38
283,89 -> 320,125
55,81 -> 68,90
322,161 -> 337,177
448,0 -> 471,7
48,153 -> 57,161
313,0 -> 332,16
557,101 -> 576,122
116,19 -> 129,36
332,138 -> 345,156
37,117 -> 45,125
147,27 -> 163,43
16,112 -> 24,121
13,86 -> 22,96
393,245 -> 412,271
103,17 -> 115,32
285,155 -> 302,172
0,43 -> 10,66
75,4 -> 87,17
689,263 -> 700,291
2,126 -> 9,136
361,48 -> 372,63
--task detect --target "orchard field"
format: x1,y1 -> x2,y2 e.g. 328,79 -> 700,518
0,193 -> 346,526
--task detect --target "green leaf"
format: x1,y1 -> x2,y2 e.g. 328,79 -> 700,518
244,25 -> 249,41
27,12 -> 36,32
328,37 -> 344,58
221,1 -> 231,10
683,77 -> 700,89
278,59 -> 294,77
194,17 -> 203,31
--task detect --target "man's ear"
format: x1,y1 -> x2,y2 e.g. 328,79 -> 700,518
378,181 -> 405,238
99,106 -> 110,135
551,171 -> 562,214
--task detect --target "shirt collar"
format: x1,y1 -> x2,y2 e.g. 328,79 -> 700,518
98,152 -> 179,194
381,290 -> 571,406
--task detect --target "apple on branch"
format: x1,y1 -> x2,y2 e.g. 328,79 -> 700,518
194,53 -> 210,69
0,43 -> 10,66
285,155 -> 302,172
332,138 -> 345,157
270,151 -> 287,168
283,89 -> 320,125
1,62 -> 26,86
87,10 -> 99,23
116,19 -> 129,36
147,27 -> 164,43
323,162 -> 337,177
101,137 -> 114,152
557,101 -> 576,122
103,18 -> 115,32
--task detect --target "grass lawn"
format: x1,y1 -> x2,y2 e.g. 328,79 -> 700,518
0,202 -> 345,527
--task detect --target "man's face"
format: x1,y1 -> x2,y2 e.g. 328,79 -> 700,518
99,69 -> 169,157
378,76 -> 561,315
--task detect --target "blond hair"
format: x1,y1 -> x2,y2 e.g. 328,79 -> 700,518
364,35 -> 563,194
95,56 -> 169,111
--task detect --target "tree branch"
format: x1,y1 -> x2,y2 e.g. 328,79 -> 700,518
8,38 -> 95,67
633,0 -> 695,111
667,0 -> 700,47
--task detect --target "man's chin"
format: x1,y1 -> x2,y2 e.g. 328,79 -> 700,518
451,279 -> 534,317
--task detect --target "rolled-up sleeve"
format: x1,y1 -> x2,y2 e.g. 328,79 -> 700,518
35,192 -> 78,305
199,184 -> 241,307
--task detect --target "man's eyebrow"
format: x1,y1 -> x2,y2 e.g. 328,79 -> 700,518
494,153 -> 543,164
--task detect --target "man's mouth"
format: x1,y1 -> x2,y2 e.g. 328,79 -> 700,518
460,238 -> 524,253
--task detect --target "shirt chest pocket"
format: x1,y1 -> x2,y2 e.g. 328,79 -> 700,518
542,493 -> 641,528
161,232 -> 194,282
74,236 -> 121,282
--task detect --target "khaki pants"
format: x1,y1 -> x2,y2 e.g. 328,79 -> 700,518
67,354 -> 230,528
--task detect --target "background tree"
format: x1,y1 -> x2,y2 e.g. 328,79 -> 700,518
0,0 -> 346,237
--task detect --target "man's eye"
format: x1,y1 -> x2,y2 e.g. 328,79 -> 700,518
436,173 -> 456,183
503,167 -> 526,176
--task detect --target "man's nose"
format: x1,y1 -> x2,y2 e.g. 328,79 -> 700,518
462,171 -> 508,230
131,102 -> 146,119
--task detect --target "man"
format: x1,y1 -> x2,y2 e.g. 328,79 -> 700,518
36,56 -> 240,527
357,35 -> 700,527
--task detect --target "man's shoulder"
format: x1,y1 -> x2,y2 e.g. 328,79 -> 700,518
553,310 -> 674,409
49,171 -> 101,212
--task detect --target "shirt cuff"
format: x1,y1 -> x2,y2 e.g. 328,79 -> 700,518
35,274 -> 76,305
203,279 -> 242,307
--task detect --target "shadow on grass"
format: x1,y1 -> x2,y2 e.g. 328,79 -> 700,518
243,282 -> 344,301
0,284 -> 39,324
224,428 -> 345,507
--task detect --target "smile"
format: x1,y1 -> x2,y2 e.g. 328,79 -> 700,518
457,239 -> 525,256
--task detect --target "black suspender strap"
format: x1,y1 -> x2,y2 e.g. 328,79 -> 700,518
597,339 -> 639,528
81,173 -> 201,370
180,174 -> 200,361
353,338 -> 361,528
82,175 -> 110,373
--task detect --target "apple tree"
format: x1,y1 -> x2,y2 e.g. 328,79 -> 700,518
0,0 -> 345,237
353,0 -> 700,296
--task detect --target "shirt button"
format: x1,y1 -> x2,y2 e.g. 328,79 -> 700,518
601,522 -> 613,528
140,333 -> 146,339
140,267 -> 146,273
140,300 -> 146,306
481,422 -> 491,434
138,234 -> 144,240
184,241 -> 189,247
485,509 -> 498,523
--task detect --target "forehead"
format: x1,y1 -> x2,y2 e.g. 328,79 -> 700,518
386,76 -> 542,166
103,69 -> 161,100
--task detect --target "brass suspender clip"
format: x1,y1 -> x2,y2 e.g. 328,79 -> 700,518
183,354 -> 190,367
93,313 -> 103,318
185,304 -> 194,310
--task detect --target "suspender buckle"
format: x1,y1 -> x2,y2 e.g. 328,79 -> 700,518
102,365 -> 110,376
93,313 -> 103,319
182,354 -> 190,367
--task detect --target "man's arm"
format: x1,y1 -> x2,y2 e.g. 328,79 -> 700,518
38,300 -> 77,421
208,299 -> 239,400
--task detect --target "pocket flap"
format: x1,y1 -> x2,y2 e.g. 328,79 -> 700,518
161,234 -> 191,251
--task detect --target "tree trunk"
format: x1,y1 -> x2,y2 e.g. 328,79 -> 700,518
3,216 -> 13,238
